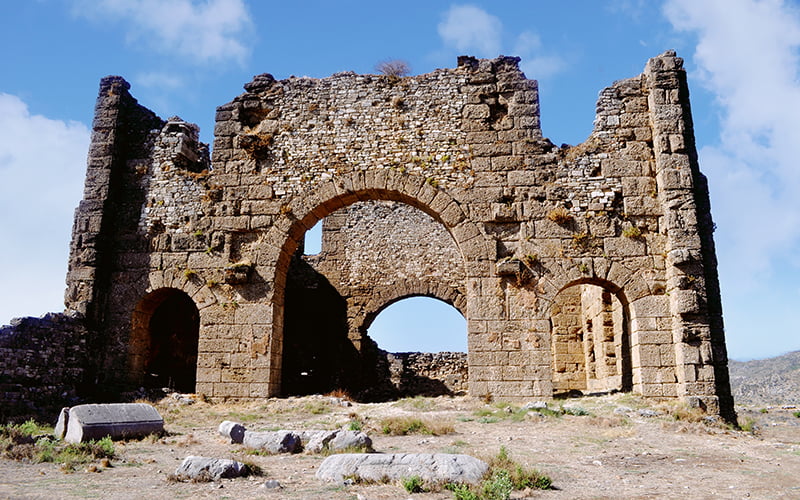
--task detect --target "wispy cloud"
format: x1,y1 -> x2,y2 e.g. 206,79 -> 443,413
73,0 -> 254,66
135,72 -> 185,90
664,0 -> 800,283
0,94 -> 90,324
664,0 -> 800,357
438,4 -> 502,57
514,31 -> 565,79
437,4 -> 564,79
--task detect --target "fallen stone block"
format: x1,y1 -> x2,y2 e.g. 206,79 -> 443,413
242,430 -> 301,454
55,403 -> 164,443
175,456 -> 248,480
316,453 -> 488,485
300,430 -> 338,453
328,430 -> 373,452
299,429 -> 373,453
218,420 -> 247,444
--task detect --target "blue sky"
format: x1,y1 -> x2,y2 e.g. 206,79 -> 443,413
1,0 -> 799,361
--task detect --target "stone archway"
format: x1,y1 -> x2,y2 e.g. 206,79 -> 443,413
359,282 -> 466,340
261,172 -> 490,397
129,288 -> 200,393
550,279 -> 632,396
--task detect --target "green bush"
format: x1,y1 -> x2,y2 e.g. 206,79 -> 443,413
481,469 -> 513,500
445,482 -> 479,500
380,416 -> 454,436
402,475 -> 426,493
443,447 -> 552,499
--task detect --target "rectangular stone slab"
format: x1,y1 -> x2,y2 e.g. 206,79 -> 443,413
61,403 -> 163,443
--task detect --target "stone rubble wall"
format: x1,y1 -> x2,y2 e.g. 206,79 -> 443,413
0,313 -> 89,421
384,351 -> 469,396
307,200 -> 466,342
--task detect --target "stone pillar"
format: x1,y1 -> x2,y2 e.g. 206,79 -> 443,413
644,51 -> 733,418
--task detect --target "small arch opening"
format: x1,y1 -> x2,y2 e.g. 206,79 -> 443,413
550,282 -> 631,396
130,288 -> 200,393
360,296 -> 468,399
302,220 -> 323,256
367,296 -> 466,353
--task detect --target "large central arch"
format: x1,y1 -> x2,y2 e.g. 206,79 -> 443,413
261,171 -> 491,396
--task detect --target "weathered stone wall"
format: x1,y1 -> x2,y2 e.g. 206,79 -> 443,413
50,51 -> 733,419
306,200 -> 466,348
383,351 -> 468,396
0,314 -> 89,422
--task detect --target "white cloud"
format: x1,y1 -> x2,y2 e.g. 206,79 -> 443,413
664,0 -> 800,357
438,4 -> 503,57
73,0 -> 254,65
514,31 -> 565,79
664,0 -> 800,284
135,72 -> 185,89
0,94 -> 90,325
437,5 -> 564,79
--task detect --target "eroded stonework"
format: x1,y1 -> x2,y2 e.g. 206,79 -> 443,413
20,51 -> 732,418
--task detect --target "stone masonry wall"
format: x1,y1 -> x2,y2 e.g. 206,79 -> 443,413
52,51 -> 734,419
0,314 -> 89,422
307,200 -> 466,347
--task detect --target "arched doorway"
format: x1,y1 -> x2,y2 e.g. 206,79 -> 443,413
277,191 -> 472,399
367,296 -> 467,353
361,296 -> 468,399
130,288 -> 200,393
550,280 -> 632,396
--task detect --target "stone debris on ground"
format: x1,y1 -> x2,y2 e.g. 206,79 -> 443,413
174,456 -> 248,480
217,420 -> 246,444
55,403 -> 164,443
223,422 -> 373,453
315,453 -> 489,485
242,430 -> 302,454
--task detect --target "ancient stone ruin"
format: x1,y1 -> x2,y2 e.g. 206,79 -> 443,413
0,51 -> 734,420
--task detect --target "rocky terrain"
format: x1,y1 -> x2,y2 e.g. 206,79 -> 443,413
729,350 -> 800,406
1,391 -> 799,499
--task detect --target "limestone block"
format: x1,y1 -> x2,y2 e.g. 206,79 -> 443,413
175,456 -> 248,480
218,420 -> 246,444
242,430 -> 301,454
316,453 -> 488,485
604,237 -> 646,258
59,403 -> 164,443
631,295 -> 670,318
672,290 -> 699,315
328,430 -> 373,452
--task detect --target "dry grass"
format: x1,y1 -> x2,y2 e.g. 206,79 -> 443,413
547,206 -> 573,224
375,59 -> 410,77
378,416 -> 454,436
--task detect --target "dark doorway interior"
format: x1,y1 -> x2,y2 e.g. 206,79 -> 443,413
145,291 -> 200,392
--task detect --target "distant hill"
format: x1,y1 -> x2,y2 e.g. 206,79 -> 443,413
729,350 -> 800,406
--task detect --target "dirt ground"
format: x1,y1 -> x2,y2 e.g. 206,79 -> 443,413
1,393 -> 799,500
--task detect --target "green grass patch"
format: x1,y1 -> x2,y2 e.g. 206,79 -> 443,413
303,401 -> 331,415
402,475 -> 426,493
739,417 -> 757,433
393,396 -> 437,412
1,428 -> 115,472
444,447 -> 552,499
379,416 -> 454,436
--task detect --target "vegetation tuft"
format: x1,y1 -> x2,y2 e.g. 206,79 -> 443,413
444,447 -> 552,499
402,475 -> 426,493
1,421 -> 115,472
375,59 -> 411,79
546,206 -> 573,224
379,416 -> 454,436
